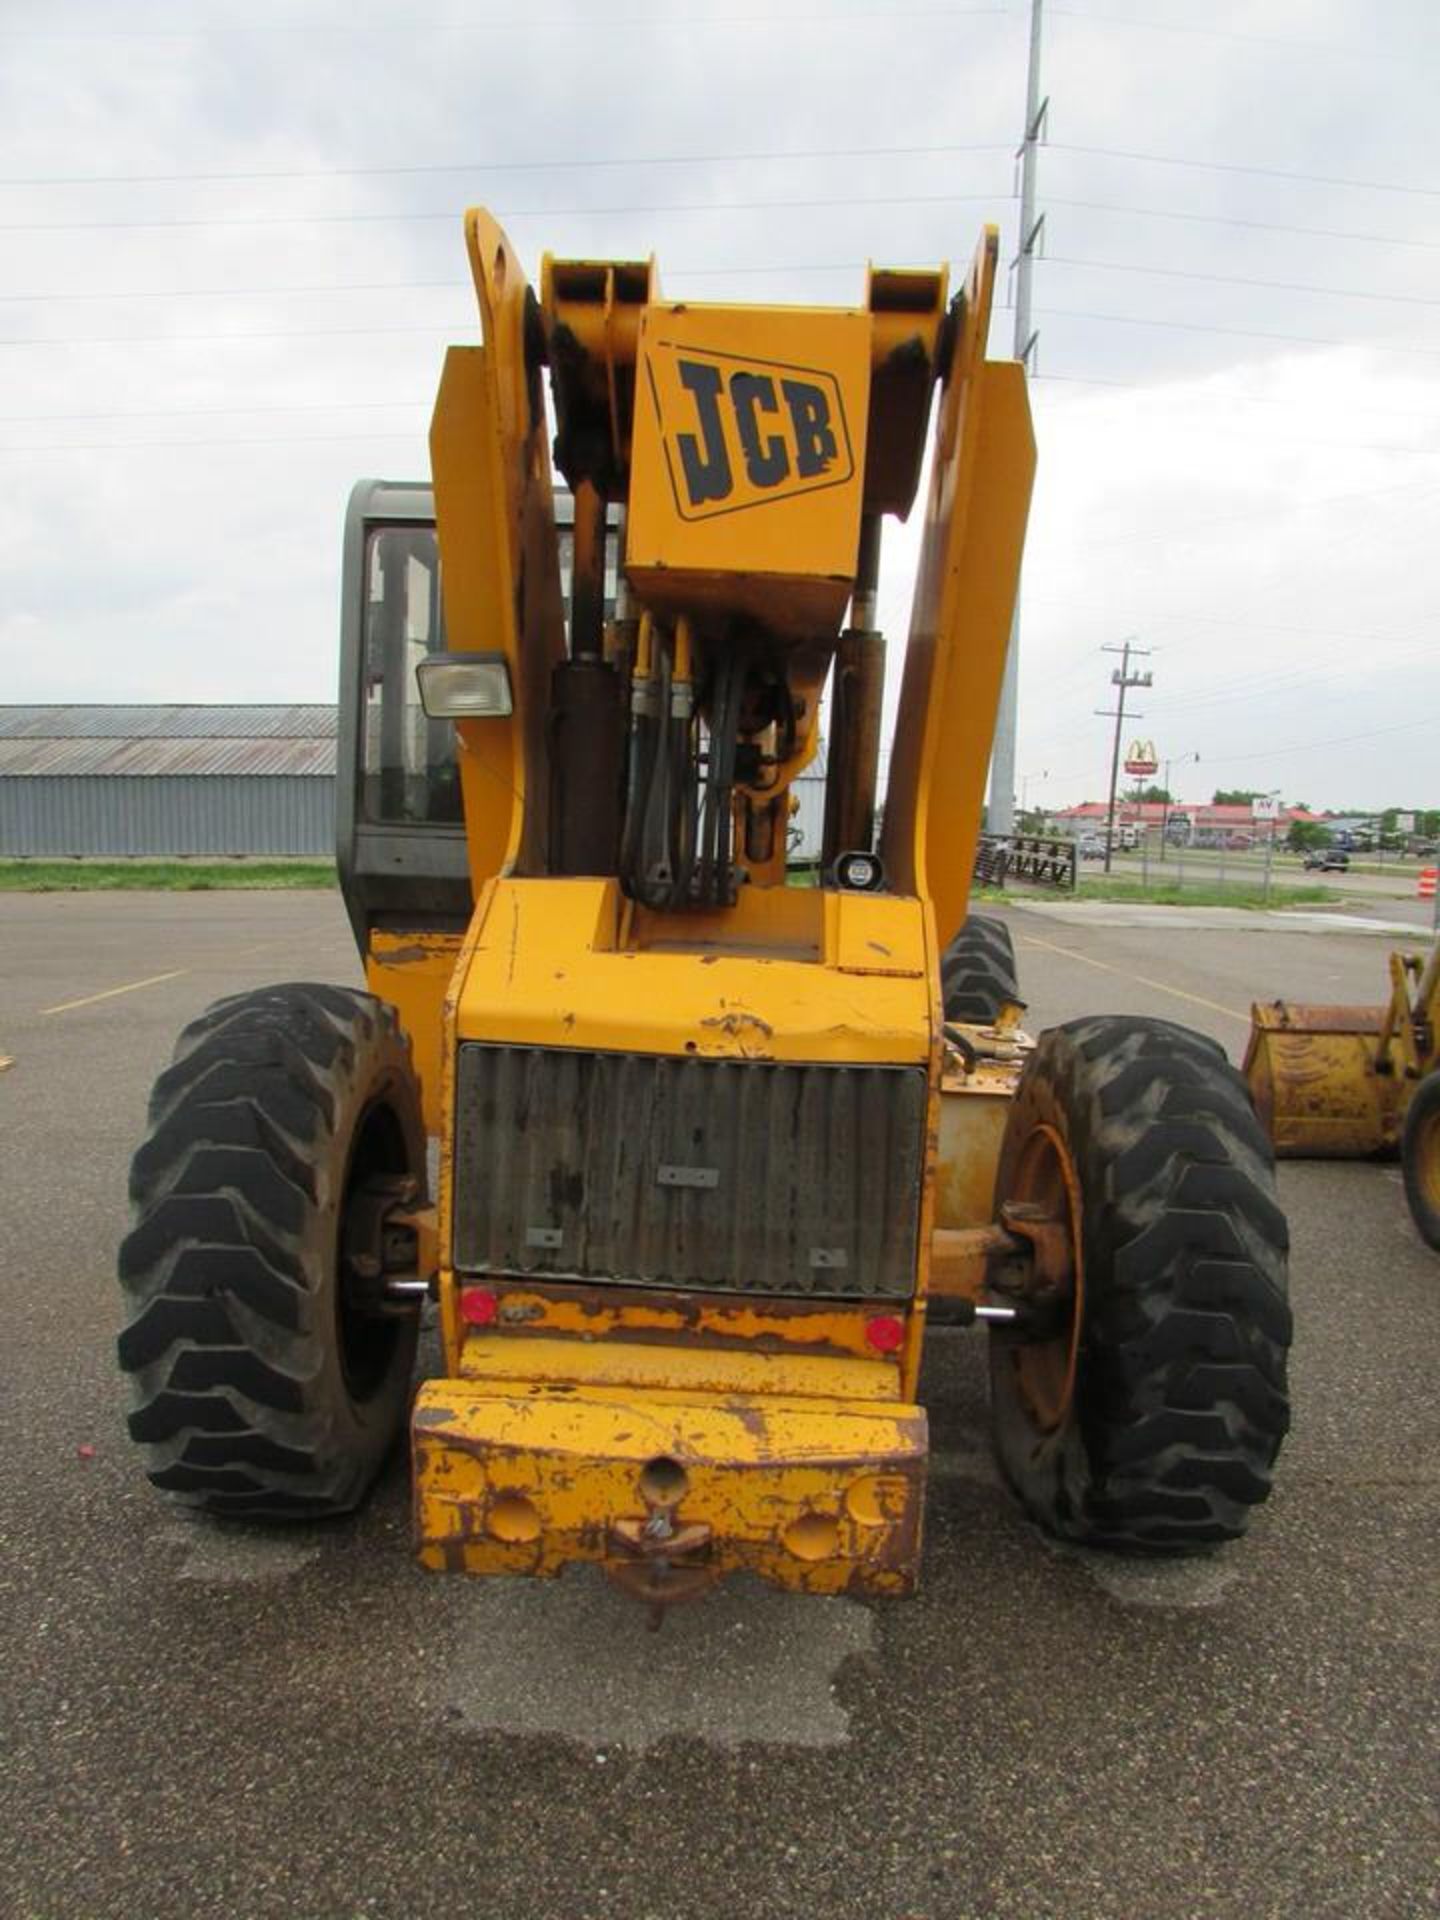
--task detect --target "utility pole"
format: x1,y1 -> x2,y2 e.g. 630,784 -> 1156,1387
1160,749 -> 1200,846
987,0 -> 1047,839
1096,639 -> 1152,875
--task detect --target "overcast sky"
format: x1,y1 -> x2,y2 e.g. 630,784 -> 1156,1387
2,0 -> 1437,813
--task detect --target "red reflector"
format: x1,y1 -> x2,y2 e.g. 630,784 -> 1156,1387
459,1286 -> 498,1328
865,1313 -> 905,1354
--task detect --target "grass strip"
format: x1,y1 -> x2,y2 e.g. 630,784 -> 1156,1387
0,860 -> 337,892
1057,878 -> 1331,908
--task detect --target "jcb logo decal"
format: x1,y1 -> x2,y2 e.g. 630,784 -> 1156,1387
646,342 -> 855,520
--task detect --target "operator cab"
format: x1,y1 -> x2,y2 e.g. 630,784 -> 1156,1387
337,481 -> 608,953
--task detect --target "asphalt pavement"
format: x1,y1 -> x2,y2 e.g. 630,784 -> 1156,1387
1,891 -> 1437,1920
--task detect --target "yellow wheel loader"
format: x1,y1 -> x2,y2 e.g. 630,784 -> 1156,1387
117,210 -> 1291,1613
1247,943 -> 1440,1250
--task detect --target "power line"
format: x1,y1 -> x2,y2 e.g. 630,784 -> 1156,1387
1040,302 -> 1440,363
1046,194 -> 1440,257
0,139 -> 1011,190
1050,142 -> 1440,204
0,262 -> 865,305
1044,474 -> 1440,553
1026,595 -> 1432,656
1037,373 -> 1440,430
1048,5 -> 1414,61
0,190 -> 1004,234
0,280 -> 472,305
5,132 -> 1437,208
1031,381 -> 1440,461
0,399 -> 429,423
0,6 -> 1013,39
1046,253 -> 1440,312
4,325 -> 462,348
1203,714 -> 1440,766
0,432 -> 424,454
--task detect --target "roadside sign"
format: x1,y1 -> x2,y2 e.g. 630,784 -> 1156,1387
1253,797 -> 1280,822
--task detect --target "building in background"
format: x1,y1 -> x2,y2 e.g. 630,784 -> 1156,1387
1050,799 -> 1325,848
0,706 -> 336,856
0,704 -> 831,863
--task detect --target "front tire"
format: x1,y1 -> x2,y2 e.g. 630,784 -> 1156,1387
1401,1070 -> 1440,1250
940,914 -> 1023,1026
118,984 -> 425,1519
989,1016 -> 1291,1552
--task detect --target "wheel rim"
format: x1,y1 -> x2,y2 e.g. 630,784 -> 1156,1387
1006,1122 -> 1085,1433
337,1099 -> 412,1402
1413,1104 -> 1440,1216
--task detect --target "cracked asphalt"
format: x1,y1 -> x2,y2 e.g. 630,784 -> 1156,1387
1,890 -> 1436,1920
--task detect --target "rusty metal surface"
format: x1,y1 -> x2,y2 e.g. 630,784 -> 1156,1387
1250,1001 -> 1387,1036
469,1277 -> 901,1362
927,1224 -> 1016,1300
452,1044 -> 927,1297
1245,1015 -> 1404,1159
412,1374 -> 927,1597
934,1045 -> 1027,1232
456,1332 -> 901,1402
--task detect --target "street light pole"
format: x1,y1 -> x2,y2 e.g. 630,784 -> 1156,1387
987,0 -> 1047,838
1020,768 -> 1048,824
1160,750 -> 1199,846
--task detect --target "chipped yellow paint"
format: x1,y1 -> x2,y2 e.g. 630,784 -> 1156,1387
626,301 -> 872,639
936,1047 -> 1031,1231
879,229 -> 1036,951
1246,946 -> 1440,1159
365,928 -> 464,1138
458,1332 -> 901,1402
454,874 -> 931,1065
412,1376 -> 926,1595
403,213 -> 1038,1593
465,1281 -> 901,1364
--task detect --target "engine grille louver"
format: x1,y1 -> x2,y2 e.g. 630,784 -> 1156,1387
453,1045 -> 927,1299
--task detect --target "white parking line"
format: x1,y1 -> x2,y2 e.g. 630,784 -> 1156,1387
1018,931 -> 1249,1024
39,968 -> 188,1016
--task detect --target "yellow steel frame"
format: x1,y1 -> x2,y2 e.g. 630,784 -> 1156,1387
414,1375 -> 927,1596
380,208 -> 1035,1600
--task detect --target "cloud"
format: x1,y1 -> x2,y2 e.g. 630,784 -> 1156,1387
1,0 -> 1437,810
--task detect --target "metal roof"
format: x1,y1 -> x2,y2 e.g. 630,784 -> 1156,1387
0,705 -> 337,741
0,735 -> 337,777
0,706 -> 337,776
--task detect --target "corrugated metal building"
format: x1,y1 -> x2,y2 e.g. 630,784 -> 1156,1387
0,704 -> 833,861
0,706 -> 337,856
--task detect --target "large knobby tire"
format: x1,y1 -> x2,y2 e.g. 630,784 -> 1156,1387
940,913 -> 1024,1025
1401,1070 -> 1440,1250
118,984 -> 425,1519
989,1016 -> 1291,1552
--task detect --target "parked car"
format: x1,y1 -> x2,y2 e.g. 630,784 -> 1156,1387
1303,848 -> 1350,872
1077,835 -> 1106,860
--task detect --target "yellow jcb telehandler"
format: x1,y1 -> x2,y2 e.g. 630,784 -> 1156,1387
1247,942 -> 1440,1249
117,210 -> 1291,1614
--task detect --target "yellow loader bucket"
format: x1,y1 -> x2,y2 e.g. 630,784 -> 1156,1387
1244,1002 -> 1404,1158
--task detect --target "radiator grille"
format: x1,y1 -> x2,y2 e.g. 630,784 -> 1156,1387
452,1045 -> 928,1299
